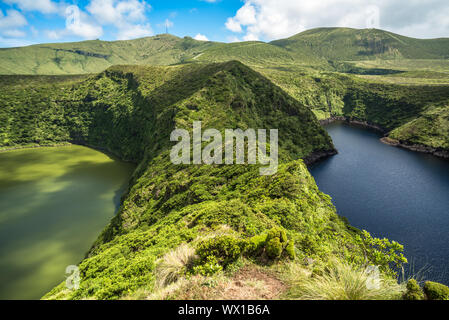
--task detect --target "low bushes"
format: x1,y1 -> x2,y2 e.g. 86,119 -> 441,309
424,281 -> 449,300
403,279 -> 424,300
193,228 -> 296,276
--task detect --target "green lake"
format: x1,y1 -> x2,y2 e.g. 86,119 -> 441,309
0,145 -> 135,299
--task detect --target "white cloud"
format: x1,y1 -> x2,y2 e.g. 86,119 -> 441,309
2,29 -> 26,37
47,5 -> 103,40
4,0 -> 58,14
0,36 -> 33,47
87,0 -> 148,25
225,2 -> 257,33
86,0 -> 153,39
0,9 -> 27,29
243,33 -> 259,41
225,17 -> 242,33
117,23 -> 152,40
0,9 -> 27,40
226,0 -> 449,41
194,33 -> 209,41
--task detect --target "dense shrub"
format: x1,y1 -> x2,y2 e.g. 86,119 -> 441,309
424,281 -> 449,300
403,279 -> 424,300
193,228 -> 296,276
195,236 -> 245,268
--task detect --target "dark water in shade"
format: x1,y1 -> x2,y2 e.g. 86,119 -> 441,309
0,145 -> 135,299
310,122 -> 449,285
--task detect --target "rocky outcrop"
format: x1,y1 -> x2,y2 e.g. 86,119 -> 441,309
319,116 -> 346,126
303,149 -> 338,166
380,137 -> 449,159
320,116 -> 449,160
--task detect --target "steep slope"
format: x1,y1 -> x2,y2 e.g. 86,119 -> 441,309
0,61 -> 335,160
0,62 -> 409,300
271,27 -> 449,61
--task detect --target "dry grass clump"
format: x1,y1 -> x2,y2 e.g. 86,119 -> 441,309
285,260 -> 404,300
154,243 -> 197,288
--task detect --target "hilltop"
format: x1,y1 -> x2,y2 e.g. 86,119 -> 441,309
0,34 -> 214,75
2,27 -> 449,76
271,27 -> 449,61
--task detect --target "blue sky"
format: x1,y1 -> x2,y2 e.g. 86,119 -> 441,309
1,0 -> 449,48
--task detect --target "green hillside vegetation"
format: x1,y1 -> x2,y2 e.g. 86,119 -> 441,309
271,27 -> 449,61
0,62 -> 415,300
4,27 -> 449,77
0,34 -> 215,75
1,28 -> 449,299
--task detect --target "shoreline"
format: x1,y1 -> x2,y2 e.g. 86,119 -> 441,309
0,142 -> 73,153
0,141 -> 138,164
320,116 -> 449,160
380,137 -> 449,159
304,149 -> 339,166
319,116 -> 387,134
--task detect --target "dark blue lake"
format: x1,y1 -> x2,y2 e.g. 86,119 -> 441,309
310,121 -> 449,284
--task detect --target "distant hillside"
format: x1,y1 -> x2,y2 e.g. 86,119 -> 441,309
2,27 -> 449,75
0,34 -> 215,75
271,27 -> 449,61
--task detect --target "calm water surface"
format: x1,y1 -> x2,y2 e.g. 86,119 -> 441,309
311,122 -> 449,284
0,145 -> 135,299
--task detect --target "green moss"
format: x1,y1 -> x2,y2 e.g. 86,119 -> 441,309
403,279 -> 424,300
424,281 -> 449,300
285,241 -> 296,260
266,238 -> 283,259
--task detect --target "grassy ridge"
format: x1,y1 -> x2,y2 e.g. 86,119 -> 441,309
3,27 -> 449,76
271,27 -> 449,61
0,35 -> 214,75
0,62 -> 411,300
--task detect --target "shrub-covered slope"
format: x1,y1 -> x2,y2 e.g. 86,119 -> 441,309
271,28 -> 449,61
0,61 -> 412,300
0,61 -> 334,160
3,27 -> 449,76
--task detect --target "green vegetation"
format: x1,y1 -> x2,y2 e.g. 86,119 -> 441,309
424,281 -> 449,300
2,27 -> 449,300
0,61 -> 408,300
1,27 -> 448,155
271,27 -> 449,61
403,279 -> 424,300
284,259 -> 404,300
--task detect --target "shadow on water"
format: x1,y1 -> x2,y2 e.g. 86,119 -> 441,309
311,121 -> 449,285
0,145 -> 135,299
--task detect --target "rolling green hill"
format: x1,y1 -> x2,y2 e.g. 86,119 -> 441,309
3,27 -> 449,76
0,34 -> 215,75
271,27 -> 449,61
1,27 -> 448,156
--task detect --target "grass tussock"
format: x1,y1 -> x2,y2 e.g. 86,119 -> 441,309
285,260 -> 404,300
154,244 -> 197,288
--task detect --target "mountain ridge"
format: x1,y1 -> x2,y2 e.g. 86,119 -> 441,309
2,27 -> 449,75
